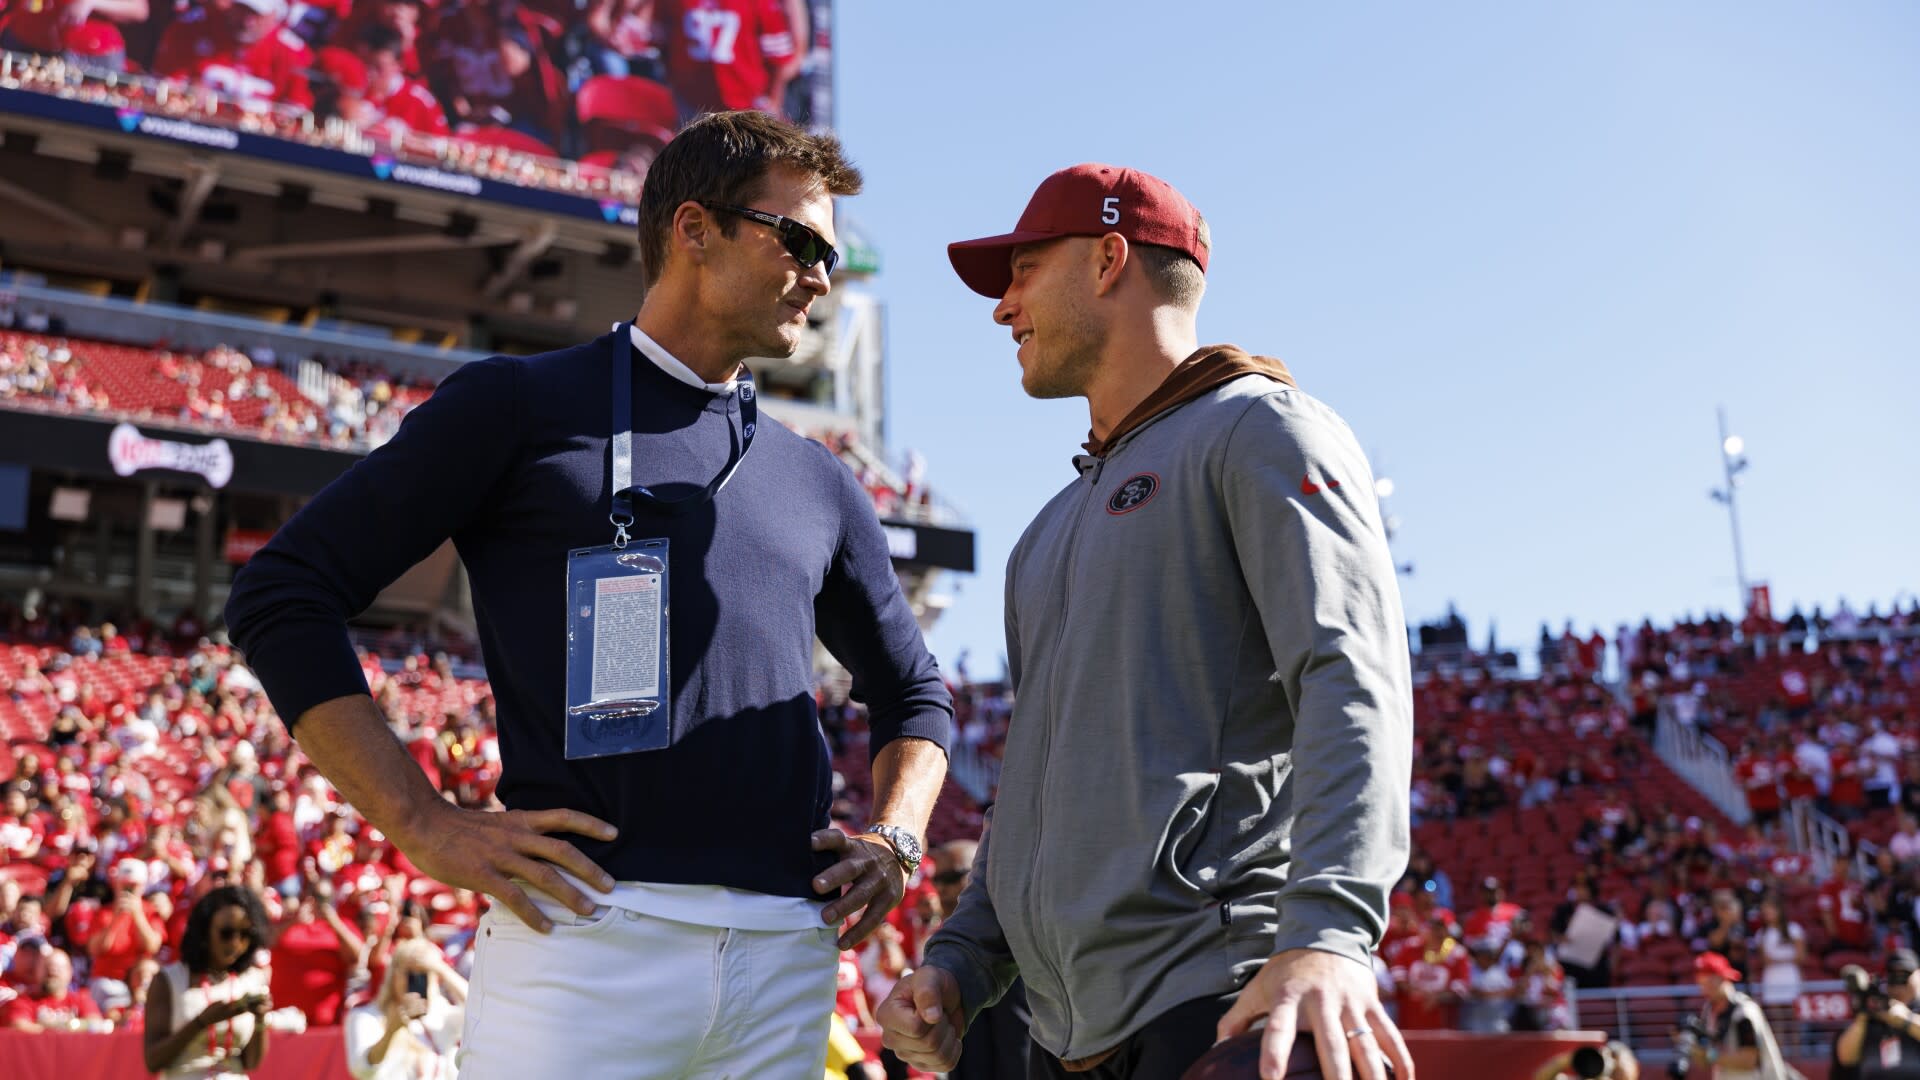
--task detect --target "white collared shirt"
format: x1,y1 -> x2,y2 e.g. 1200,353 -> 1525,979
626,324 -> 739,394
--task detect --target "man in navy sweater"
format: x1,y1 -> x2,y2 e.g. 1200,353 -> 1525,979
224,111 -> 952,1078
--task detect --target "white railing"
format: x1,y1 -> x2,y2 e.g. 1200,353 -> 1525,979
946,738 -> 1000,805
1571,979 -> 1847,1064
1787,798 -> 1858,877
1653,703 -> 1752,825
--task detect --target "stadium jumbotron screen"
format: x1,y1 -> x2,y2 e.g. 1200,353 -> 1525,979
0,0 -> 833,226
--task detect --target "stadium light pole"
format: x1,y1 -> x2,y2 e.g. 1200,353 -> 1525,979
1708,406 -> 1750,603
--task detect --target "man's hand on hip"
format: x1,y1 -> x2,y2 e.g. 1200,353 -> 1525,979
878,964 -> 965,1072
811,829 -> 905,949
395,802 -> 618,933
1215,947 -> 1414,1080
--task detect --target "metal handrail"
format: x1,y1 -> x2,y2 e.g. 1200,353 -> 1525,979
1653,702 -> 1752,825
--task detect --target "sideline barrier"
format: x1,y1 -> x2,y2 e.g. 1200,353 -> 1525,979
0,1028 -> 348,1079
0,1027 -> 1833,1079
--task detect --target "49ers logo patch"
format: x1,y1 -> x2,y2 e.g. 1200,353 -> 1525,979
1107,473 -> 1160,515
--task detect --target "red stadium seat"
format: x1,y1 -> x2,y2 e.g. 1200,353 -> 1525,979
575,76 -> 678,153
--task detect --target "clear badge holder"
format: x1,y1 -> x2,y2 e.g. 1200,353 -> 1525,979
564,539 -> 672,758
565,323 -> 754,759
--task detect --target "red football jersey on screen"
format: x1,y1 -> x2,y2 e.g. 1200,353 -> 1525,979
658,0 -> 795,113
370,77 -> 452,137
153,11 -> 314,111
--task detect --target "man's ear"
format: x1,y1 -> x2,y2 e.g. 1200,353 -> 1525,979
669,200 -> 716,267
1091,233 -> 1129,298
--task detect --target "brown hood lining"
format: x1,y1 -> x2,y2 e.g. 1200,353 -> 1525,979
1082,345 -> 1296,458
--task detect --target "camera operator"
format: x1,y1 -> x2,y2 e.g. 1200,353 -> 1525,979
1833,948 -> 1920,1079
1532,1039 -> 1641,1080
1674,952 -> 1804,1080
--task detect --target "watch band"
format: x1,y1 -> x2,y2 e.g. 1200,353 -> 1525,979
864,824 -> 922,874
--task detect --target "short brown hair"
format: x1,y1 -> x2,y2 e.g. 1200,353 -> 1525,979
637,111 -> 863,285
1133,216 -> 1209,309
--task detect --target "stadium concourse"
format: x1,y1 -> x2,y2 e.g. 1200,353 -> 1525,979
0,602 -> 1913,1077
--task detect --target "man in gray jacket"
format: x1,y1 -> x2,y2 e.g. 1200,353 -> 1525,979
879,164 -> 1416,1080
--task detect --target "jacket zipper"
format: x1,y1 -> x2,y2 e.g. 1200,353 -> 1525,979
1028,456 -> 1102,1052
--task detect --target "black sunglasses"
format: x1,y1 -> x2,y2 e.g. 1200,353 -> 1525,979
701,202 -> 838,277
215,927 -> 253,942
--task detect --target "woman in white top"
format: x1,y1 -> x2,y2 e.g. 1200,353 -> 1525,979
144,886 -> 274,1078
1755,896 -> 1808,1006
1754,892 -> 1810,1059
345,938 -> 468,1080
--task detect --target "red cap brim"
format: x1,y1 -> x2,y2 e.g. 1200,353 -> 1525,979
947,230 -> 1067,298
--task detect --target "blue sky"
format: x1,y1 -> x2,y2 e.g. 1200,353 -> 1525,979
834,2 -> 1920,680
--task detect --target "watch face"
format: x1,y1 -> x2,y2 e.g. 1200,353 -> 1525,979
877,826 -> 919,868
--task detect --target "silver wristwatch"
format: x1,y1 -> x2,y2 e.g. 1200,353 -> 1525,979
863,824 -> 923,875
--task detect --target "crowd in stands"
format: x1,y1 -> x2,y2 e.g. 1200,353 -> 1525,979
0,325 -> 435,449
1,0 -> 832,201
1369,598 -> 1920,1050
0,599 -> 498,1037
3,594 -> 1915,1060
0,322 -> 948,522
944,598 -> 1920,1052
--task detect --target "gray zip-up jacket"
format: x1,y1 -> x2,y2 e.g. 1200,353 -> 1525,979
921,368 -> 1413,1061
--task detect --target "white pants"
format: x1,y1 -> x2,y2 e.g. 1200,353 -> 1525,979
455,901 -> 840,1080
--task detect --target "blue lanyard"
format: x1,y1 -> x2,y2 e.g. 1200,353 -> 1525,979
609,324 -> 757,547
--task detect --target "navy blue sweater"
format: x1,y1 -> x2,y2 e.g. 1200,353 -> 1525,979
224,330 -> 952,898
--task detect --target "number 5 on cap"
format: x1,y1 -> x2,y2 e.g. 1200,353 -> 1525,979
1101,196 -> 1120,225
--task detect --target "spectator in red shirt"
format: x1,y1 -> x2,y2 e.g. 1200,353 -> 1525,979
6,945 -> 104,1030
1395,916 -> 1471,1030
151,0 -> 315,112
1818,861 -> 1872,952
1735,742 -> 1784,827
269,877 -> 364,1026
356,23 -> 453,137
5,947 -> 102,1031
327,0 -> 426,74
1463,876 -> 1524,950
89,858 -> 164,1003
255,787 -> 301,895
654,0 -> 797,119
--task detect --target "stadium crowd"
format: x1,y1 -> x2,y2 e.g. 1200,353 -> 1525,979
0,326 -> 435,449
1,596 -> 1915,1072
0,324 -> 949,522
0,0 -> 832,200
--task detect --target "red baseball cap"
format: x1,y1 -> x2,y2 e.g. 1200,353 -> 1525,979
948,163 -> 1209,298
1695,951 -> 1742,981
